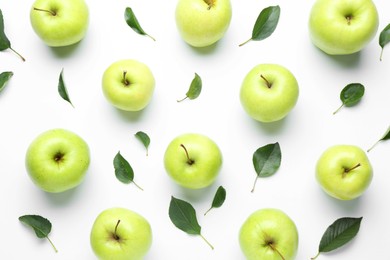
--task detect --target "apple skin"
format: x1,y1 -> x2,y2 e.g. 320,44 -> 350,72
239,208 -> 299,260
309,0 -> 379,55
102,59 -> 155,112
25,128 -> 90,193
164,133 -> 222,189
316,145 -> 373,200
90,207 -> 152,260
175,0 -> 232,47
240,64 -> 299,123
30,0 -> 89,47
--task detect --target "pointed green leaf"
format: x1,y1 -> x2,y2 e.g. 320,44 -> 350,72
379,23 -> 390,61
0,9 -> 25,61
135,131 -> 150,156
113,151 -> 143,190
239,6 -> 280,47
58,69 -> 74,107
0,71 -> 13,92
205,186 -> 226,216
333,83 -> 364,114
19,214 -> 58,252
178,73 -> 202,102
367,125 -> 390,152
251,142 -> 281,192
124,7 -> 155,41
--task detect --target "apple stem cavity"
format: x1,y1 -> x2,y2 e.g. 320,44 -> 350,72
260,74 -> 272,88
203,0 -> 215,10
343,163 -> 361,178
251,176 -> 259,193
200,233 -> 214,250
345,15 -> 353,25
122,71 -> 130,86
9,47 -> 25,62
53,152 -> 64,163
239,38 -> 252,47
33,7 -> 57,16
180,144 -> 194,165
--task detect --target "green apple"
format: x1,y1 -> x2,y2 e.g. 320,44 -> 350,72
316,145 -> 373,200
239,208 -> 299,260
25,128 -> 90,193
240,64 -> 299,123
309,0 -> 379,55
102,59 -> 155,112
164,133 -> 222,189
175,0 -> 232,47
30,0 -> 89,47
90,207 -> 152,260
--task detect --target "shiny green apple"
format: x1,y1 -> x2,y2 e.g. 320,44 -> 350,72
240,64 -> 299,123
25,128 -> 90,193
309,0 -> 379,55
30,0 -> 89,47
175,0 -> 232,47
90,207 -> 152,260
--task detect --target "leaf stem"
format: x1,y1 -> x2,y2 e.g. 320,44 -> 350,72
146,34 -> 156,41
333,103 -> 344,115
46,236 -> 58,253
311,252 -> 320,260
9,47 -> 25,62
199,233 -> 214,250
380,48 -> 384,61
132,180 -> 144,191
251,176 -> 258,193
177,96 -> 188,102
239,38 -> 252,47
204,207 -> 212,216
367,140 -> 380,153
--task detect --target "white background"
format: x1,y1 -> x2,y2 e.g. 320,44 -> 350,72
1,0 -> 390,259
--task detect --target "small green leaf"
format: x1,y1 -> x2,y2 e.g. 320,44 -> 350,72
19,214 -> 58,253
0,71 -> 13,92
0,9 -> 25,61
367,125 -> 390,152
333,83 -> 365,115
58,69 -> 74,107
204,186 -> 226,216
379,23 -> 390,61
124,7 -> 155,41
177,73 -> 202,102
135,131 -> 150,156
113,151 -> 143,190
251,142 -> 281,193
169,196 -> 214,249
311,217 -> 362,259
239,5 -> 280,47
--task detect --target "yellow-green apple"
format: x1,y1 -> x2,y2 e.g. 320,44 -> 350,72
175,0 -> 232,47
30,0 -> 89,47
102,59 -> 155,112
316,144 -> 373,200
240,64 -> 299,123
309,0 -> 379,55
90,207 -> 152,260
25,128 -> 90,193
239,208 -> 299,260
164,133 -> 222,189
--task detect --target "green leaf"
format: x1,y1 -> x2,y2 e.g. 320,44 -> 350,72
169,196 -> 214,249
58,69 -> 74,107
239,5 -> 280,47
0,71 -> 13,93
204,186 -> 226,216
124,7 -> 155,41
19,214 -> 58,252
0,9 -> 25,61
379,23 -> 390,61
367,125 -> 390,152
177,73 -> 202,102
311,217 -> 363,259
135,131 -> 150,156
113,151 -> 143,190
333,83 -> 365,115
251,142 -> 281,193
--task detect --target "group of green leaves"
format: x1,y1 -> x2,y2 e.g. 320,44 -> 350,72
168,186 -> 226,249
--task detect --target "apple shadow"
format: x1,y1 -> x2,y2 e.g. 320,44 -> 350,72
176,183 -> 217,202
115,107 -> 147,122
49,41 -> 82,58
322,193 -> 363,213
255,117 -> 288,136
318,48 -> 362,68
43,185 -> 81,207
189,41 -> 219,56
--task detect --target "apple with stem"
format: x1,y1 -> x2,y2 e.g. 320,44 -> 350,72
175,0 -> 232,47
164,133 -> 222,189
240,64 -> 299,123
316,145 -> 373,200
309,0 -> 379,55
25,128 -> 90,193
30,0 -> 89,47
239,208 -> 299,260
90,207 -> 152,260
102,59 -> 155,112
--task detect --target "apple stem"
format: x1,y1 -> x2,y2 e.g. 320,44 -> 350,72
367,140 -> 380,153
122,70 -> 130,86
114,220 -> 121,240
346,15 -> 352,25
204,207 -> 212,216
146,34 -> 156,42
9,47 -> 25,62
260,74 -> 272,88
132,180 -> 144,191
180,144 -> 194,165
311,252 -> 320,260
380,48 -> 384,61
33,7 -> 56,16
268,243 -> 285,260
199,233 -> 214,250
333,103 -> 344,115
239,38 -> 252,47
251,176 -> 258,193
46,236 -> 58,253
344,163 -> 361,173
177,96 -> 188,102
